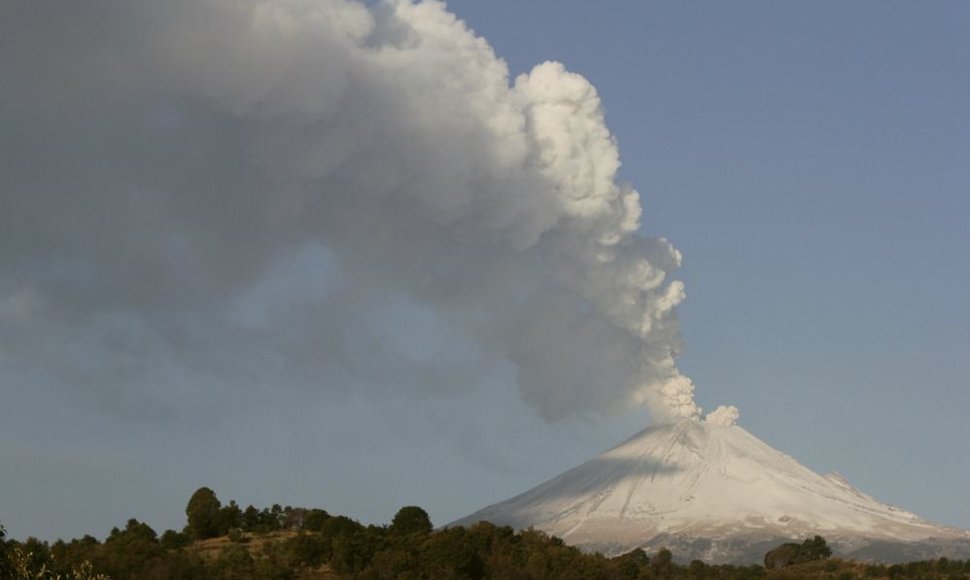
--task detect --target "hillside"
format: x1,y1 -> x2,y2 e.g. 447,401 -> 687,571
454,419 -> 970,563
5,489 -> 970,579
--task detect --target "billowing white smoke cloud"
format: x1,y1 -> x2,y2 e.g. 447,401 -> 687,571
0,0 -> 731,423
705,405 -> 741,427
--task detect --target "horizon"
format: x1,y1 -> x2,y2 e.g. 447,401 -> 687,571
2,0 -> 969,542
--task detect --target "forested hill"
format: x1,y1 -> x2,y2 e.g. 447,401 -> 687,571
3,487 -> 970,579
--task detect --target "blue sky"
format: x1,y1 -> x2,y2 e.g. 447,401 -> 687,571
1,0 -> 968,541
447,0 -> 970,520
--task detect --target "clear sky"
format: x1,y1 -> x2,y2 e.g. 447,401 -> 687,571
1,0 -> 968,542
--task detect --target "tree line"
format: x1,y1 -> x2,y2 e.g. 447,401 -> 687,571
3,488 -> 970,579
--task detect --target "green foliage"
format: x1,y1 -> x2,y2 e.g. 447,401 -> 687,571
330,524 -> 387,575
416,526 -> 487,579
214,544 -> 254,579
7,541 -> 109,580
160,528 -> 190,549
0,522 -> 9,579
651,547 -> 677,579
613,548 -> 649,579
237,503 -> 307,534
281,532 -> 328,567
8,494 -> 970,580
217,500 -> 243,536
97,518 -> 167,579
764,535 -> 832,569
186,487 -> 222,540
267,505 -> 284,531
251,555 -> 293,580
242,505 -> 262,532
301,508 -> 330,532
764,543 -> 800,569
801,535 -> 833,560
390,506 -> 433,536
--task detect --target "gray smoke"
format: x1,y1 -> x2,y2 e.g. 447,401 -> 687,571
0,0 -> 734,423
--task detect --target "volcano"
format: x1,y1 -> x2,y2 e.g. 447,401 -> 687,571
452,419 -> 970,563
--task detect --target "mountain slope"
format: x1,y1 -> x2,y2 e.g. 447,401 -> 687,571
452,420 -> 970,563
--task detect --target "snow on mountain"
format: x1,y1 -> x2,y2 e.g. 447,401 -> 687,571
452,419 -> 970,563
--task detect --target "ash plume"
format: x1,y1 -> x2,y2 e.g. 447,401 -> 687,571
0,0 -> 732,424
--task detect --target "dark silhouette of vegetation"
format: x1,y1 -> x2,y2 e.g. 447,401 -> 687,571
160,528 -> 191,549
0,523 -> 9,579
302,508 -> 331,533
186,486 -> 222,540
389,506 -> 432,536
3,498 -> 970,579
764,535 -> 833,569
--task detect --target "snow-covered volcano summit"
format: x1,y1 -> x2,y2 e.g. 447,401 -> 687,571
453,419 -> 970,563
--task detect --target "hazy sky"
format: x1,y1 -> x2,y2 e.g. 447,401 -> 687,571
2,0 -> 969,541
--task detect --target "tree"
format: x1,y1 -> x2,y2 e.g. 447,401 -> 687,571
185,487 -> 222,540
764,535 -> 832,569
99,519 -> 166,579
214,544 -> 253,580
801,535 -> 833,561
0,522 -> 9,579
216,500 -> 242,535
613,549 -> 649,579
113,518 -> 157,542
241,505 -> 261,532
651,548 -> 676,579
302,509 -> 330,532
160,529 -> 190,549
282,506 -> 306,530
390,506 -> 432,536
